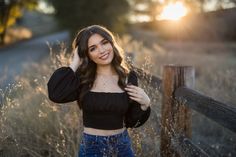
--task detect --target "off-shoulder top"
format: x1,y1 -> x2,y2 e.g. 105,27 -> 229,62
47,67 -> 151,129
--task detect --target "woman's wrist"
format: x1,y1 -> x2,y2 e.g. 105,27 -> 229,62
69,62 -> 79,72
140,105 -> 149,111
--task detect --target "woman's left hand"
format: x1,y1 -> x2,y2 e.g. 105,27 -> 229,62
125,85 -> 151,111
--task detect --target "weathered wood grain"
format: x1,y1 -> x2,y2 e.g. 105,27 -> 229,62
175,86 -> 236,133
160,65 -> 195,157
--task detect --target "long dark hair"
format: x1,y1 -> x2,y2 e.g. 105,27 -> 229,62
72,25 -> 129,109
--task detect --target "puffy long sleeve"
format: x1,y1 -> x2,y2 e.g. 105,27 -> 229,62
47,67 -> 80,103
125,71 -> 151,128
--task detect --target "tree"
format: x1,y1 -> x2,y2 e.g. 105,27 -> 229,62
185,0 -> 236,12
129,0 -> 236,24
0,0 -> 37,45
130,0 -> 163,22
48,0 -> 130,35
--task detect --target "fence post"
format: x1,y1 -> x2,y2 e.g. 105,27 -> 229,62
160,65 -> 195,157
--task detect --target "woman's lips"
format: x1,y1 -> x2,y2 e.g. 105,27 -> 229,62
99,53 -> 109,60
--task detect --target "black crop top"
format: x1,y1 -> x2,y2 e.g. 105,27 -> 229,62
47,67 -> 151,129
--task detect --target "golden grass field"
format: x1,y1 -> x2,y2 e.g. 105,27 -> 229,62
0,32 -> 236,156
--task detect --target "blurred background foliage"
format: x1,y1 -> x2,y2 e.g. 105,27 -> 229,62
1,0 -> 236,45
48,0 -> 130,35
0,0 -> 38,44
1,0 -> 236,156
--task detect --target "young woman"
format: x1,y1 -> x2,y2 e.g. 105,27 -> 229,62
47,25 -> 151,157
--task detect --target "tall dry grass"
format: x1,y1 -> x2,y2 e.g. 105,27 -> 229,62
0,41 -> 161,157
0,44 -> 82,157
120,35 -> 236,156
0,35 -> 235,156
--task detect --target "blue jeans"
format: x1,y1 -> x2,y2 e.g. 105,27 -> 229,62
78,129 -> 135,157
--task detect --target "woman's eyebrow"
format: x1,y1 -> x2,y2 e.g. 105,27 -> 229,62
88,38 -> 106,48
101,38 -> 107,42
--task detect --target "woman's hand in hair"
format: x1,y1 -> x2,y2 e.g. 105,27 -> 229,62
69,47 -> 82,72
125,85 -> 151,111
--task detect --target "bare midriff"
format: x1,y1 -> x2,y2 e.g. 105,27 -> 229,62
83,127 -> 126,136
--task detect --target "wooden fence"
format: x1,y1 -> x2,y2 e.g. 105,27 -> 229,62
135,65 -> 236,157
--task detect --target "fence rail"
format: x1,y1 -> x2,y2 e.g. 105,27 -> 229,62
136,65 -> 236,157
135,67 -> 163,92
171,135 -> 210,157
175,86 -> 236,133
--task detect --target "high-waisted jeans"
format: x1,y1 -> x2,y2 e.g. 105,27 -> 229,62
78,129 -> 135,157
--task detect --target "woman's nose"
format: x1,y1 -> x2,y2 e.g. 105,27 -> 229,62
98,44 -> 106,53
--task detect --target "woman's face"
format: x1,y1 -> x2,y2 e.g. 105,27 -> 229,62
87,33 -> 114,66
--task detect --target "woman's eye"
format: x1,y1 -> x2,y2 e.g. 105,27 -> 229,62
89,47 -> 95,52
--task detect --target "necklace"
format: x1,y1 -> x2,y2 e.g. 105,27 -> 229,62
92,75 -> 119,91
98,75 -> 118,86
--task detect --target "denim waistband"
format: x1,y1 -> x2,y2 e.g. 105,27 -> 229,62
82,129 -> 128,141
79,129 -> 134,156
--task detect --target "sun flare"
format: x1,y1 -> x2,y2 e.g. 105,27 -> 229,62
157,2 -> 188,21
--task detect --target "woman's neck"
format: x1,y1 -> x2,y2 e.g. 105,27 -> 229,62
96,65 -> 117,76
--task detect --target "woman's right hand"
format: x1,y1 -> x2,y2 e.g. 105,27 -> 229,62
69,47 -> 82,72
